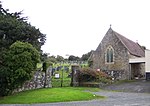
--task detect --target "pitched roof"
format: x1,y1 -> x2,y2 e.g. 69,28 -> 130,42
113,29 -> 145,57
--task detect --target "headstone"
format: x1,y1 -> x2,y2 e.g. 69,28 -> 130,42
55,74 -> 60,79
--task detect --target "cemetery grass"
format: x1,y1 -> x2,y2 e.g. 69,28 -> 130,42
0,87 -> 104,104
52,71 -> 71,87
52,67 -> 71,87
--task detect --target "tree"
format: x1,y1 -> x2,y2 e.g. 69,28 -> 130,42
0,2 -> 46,96
0,2 -> 46,51
68,55 -> 80,61
81,50 -> 93,61
47,55 -> 57,64
56,55 -> 64,62
41,53 -> 48,62
0,41 -> 40,96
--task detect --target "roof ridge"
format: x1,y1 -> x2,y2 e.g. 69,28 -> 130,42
112,30 -> 134,53
113,30 -> 135,43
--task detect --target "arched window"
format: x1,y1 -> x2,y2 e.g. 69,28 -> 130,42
110,49 -> 113,62
107,49 -> 110,62
105,45 -> 114,63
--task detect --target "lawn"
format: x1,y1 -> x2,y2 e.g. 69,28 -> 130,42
0,87 -> 104,104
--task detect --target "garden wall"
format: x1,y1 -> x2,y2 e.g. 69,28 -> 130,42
14,67 -> 52,93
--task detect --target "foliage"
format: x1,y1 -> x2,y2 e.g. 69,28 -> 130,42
45,55 -> 64,64
88,60 -> 93,67
0,41 -> 40,96
0,2 -> 46,96
0,87 -> 104,104
37,63 -> 43,69
0,2 -> 46,51
56,55 -> 64,62
79,68 -> 112,84
41,53 -> 48,62
141,46 -> 146,50
47,55 -> 57,64
81,50 -> 93,61
68,55 -> 80,61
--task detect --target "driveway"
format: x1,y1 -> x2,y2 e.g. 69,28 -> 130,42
1,80 -> 150,106
102,80 -> 150,93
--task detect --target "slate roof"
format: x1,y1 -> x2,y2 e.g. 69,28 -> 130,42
113,29 -> 145,57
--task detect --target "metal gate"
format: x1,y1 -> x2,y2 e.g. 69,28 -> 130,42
51,65 -> 71,87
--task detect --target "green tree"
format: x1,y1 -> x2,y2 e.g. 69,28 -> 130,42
47,55 -> 57,64
0,2 -> 46,51
56,55 -> 64,62
41,53 -> 48,62
68,55 -> 80,61
81,50 -> 93,61
0,41 -> 40,96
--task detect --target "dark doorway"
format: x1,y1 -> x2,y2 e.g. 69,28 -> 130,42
130,63 -> 145,79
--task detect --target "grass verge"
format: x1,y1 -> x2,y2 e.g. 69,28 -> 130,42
0,87 -> 104,104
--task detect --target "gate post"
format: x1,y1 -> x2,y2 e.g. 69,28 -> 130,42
70,65 -> 80,86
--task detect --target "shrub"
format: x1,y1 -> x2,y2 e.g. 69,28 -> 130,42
0,41 -> 40,96
79,68 -> 112,84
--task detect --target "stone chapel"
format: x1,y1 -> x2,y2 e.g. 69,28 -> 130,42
89,27 -> 147,80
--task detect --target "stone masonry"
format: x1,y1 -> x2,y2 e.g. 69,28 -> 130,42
94,28 -> 129,79
14,67 -> 52,93
89,28 -> 145,80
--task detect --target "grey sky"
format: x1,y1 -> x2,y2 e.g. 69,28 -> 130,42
2,0 -> 150,58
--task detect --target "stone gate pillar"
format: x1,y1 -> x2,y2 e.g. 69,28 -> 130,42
70,65 -> 80,86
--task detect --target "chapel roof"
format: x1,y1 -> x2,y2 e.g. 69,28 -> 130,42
112,29 -> 145,57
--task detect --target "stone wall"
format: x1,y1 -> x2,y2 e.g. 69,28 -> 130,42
102,70 -> 125,80
93,28 -> 130,80
89,51 -> 100,69
14,67 -> 52,93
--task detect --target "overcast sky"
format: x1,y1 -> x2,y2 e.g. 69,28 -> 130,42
2,0 -> 150,58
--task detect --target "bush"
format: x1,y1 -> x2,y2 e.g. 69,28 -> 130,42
79,68 -> 112,84
0,41 -> 40,96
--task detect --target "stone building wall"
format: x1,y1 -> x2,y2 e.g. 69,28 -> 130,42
90,51 -> 100,69
140,63 -> 146,77
14,67 -> 52,93
93,29 -> 130,80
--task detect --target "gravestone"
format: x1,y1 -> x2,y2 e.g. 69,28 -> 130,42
55,73 -> 60,79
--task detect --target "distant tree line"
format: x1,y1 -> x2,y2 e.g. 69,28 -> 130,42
44,50 -> 93,64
